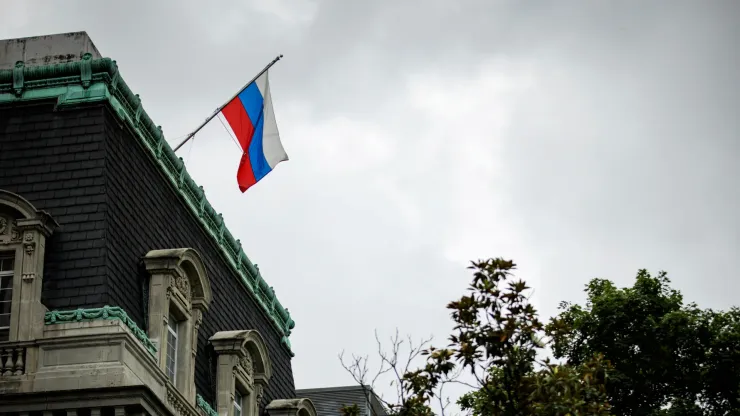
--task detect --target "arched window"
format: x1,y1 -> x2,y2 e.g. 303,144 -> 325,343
143,248 -> 212,403
0,190 -> 58,342
210,329 -> 274,416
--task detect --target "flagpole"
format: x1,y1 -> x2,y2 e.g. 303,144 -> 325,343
172,54 -> 284,153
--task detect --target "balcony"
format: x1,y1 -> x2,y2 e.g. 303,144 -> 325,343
0,307 -> 312,416
0,310 -> 201,416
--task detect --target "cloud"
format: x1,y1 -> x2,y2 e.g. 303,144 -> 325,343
400,59 -> 537,268
2,1 -> 739,413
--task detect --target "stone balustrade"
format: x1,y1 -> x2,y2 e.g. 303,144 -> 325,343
0,341 -> 30,377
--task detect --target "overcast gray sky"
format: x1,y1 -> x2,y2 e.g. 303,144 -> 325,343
3,0 -> 739,410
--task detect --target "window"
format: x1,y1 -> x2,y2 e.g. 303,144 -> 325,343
234,390 -> 244,416
210,330 -> 273,416
0,255 -> 13,342
0,190 -> 58,343
143,248 -> 212,400
166,314 -> 179,382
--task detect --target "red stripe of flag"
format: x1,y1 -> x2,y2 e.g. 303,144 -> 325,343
221,97 -> 257,190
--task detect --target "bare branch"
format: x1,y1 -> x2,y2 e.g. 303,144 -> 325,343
340,329 -> 453,413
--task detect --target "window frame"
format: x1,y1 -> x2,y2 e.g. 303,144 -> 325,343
234,389 -> 244,416
166,314 -> 179,383
0,254 -> 15,341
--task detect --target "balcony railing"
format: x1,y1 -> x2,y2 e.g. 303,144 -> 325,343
0,341 -> 29,377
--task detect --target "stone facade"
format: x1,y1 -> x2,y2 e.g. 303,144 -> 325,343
0,32 -> 313,416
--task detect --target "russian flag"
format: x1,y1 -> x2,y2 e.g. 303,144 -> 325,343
220,71 -> 288,193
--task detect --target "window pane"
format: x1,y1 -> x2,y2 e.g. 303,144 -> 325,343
166,319 -> 178,382
234,394 -> 242,416
0,257 -> 13,272
168,314 -> 178,334
0,257 -> 12,343
0,275 -> 11,290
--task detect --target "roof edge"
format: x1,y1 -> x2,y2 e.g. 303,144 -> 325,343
296,385 -> 372,393
0,55 -> 295,354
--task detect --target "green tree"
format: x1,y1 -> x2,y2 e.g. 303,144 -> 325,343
547,269 -> 740,415
340,404 -> 361,416
342,258 -> 612,415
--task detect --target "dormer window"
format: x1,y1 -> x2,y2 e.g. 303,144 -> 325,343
210,330 -> 274,416
143,248 -> 212,404
0,189 -> 58,343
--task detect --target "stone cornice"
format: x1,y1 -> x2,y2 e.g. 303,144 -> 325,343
0,56 -> 295,353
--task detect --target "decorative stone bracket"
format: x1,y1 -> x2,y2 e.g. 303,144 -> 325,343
12,61 -> 24,97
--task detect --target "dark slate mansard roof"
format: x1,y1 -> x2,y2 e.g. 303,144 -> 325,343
296,386 -> 388,416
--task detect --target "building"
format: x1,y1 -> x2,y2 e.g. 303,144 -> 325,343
296,386 -> 388,416
0,32 -> 316,416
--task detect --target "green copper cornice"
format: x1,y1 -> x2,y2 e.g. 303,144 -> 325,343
44,305 -> 157,356
196,395 -> 219,416
1,55 -> 295,353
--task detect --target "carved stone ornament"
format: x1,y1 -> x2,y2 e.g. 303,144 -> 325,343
0,217 -> 7,235
255,385 -> 265,408
10,225 -> 20,242
22,232 -> 35,254
166,385 -> 198,416
175,274 -> 191,302
239,353 -> 254,377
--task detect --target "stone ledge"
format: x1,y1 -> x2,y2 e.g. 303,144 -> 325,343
45,305 -> 157,356
0,385 -> 174,415
0,319 -> 171,401
34,319 -> 166,396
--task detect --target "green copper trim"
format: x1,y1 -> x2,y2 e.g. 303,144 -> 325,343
196,394 -> 218,416
0,56 -> 295,353
44,305 -> 157,356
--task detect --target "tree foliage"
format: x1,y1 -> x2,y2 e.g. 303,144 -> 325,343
341,258 -> 612,415
340,404 -> 362,416
440,258 -> 611,415
547,269 -> 740,415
